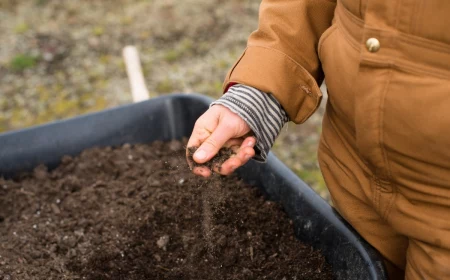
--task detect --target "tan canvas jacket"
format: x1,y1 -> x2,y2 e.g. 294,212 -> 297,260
222,0 -> 450,124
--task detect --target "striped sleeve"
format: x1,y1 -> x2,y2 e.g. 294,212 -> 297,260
210,84 -> 289,162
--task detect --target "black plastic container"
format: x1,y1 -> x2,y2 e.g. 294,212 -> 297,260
0,94 -> 387,279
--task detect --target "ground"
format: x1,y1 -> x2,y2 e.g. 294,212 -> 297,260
0,0 -> 330,201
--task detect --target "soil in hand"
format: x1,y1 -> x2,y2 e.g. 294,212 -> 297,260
187,146 -> 235,171
0,139 -> 332,280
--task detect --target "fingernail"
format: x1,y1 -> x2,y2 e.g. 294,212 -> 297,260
230,165 -> 236,171
195,150 -> 207,161
247,140 -> 254,147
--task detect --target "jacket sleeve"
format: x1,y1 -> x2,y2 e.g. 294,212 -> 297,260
223,0 -> 337,124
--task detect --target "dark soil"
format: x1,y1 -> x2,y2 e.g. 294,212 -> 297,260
187,146 -> 235,171
0,139 -> 333,280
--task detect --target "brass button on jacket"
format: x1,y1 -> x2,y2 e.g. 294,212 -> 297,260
366,38 -> 380,52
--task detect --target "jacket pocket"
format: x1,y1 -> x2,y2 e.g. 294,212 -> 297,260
318,24 -> 338,61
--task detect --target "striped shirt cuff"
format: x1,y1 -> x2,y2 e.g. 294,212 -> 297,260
210,84 -> 289,162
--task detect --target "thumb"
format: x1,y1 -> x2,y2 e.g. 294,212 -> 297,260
194,123 -> 236,164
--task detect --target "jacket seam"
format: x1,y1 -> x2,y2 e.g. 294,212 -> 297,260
384,186 -> 397,221
379,68 -> 393,182
245,44 -> 322,101
379,69 -> 395,221
395,33 -> 450,53
224,48 -> 248,91
336,19 -> 360,52
410,0 -> 423,37
361,57 -> 450,79
318,24 -> 338,60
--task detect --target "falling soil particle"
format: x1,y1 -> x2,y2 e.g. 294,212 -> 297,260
0,139 -> 332,280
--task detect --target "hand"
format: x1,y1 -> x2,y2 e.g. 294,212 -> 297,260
186,105 -> 256,177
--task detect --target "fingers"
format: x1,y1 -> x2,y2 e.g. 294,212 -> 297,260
192,166 -> 212,178
186,105 -> 255,178
186,130 -> 211,170
192,122 -> 236,164
215,136 -> 256,176
241,136 -> 256,149
223,138 -> 244,148
186,124 -> 214,152
186,110 -> 218,170
192,136 -> 256,178
216,147 -> 255,175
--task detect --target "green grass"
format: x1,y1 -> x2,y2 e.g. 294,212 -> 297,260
155,78 -> 175,93
10,54 -> 38,71
92,26 -> 105,36
163,50 -> 181,63
14,23 -> 29,34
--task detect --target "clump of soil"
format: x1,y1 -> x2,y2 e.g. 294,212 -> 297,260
0,139 -> 332,280
187,146 -> 235,171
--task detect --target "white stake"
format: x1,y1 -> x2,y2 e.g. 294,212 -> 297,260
122,45 -> 150,102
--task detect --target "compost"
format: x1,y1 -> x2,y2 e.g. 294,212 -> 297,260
0,139 -> 332,280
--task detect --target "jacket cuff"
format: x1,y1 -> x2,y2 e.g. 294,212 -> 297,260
211,84 -> 288,162
223,45 -> 323,124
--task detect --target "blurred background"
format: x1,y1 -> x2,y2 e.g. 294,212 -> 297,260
0,0 -> 329,201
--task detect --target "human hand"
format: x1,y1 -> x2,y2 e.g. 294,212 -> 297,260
186,105 -> 256,177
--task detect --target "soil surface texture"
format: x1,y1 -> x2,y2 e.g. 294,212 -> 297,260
0,139 -> 332,280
